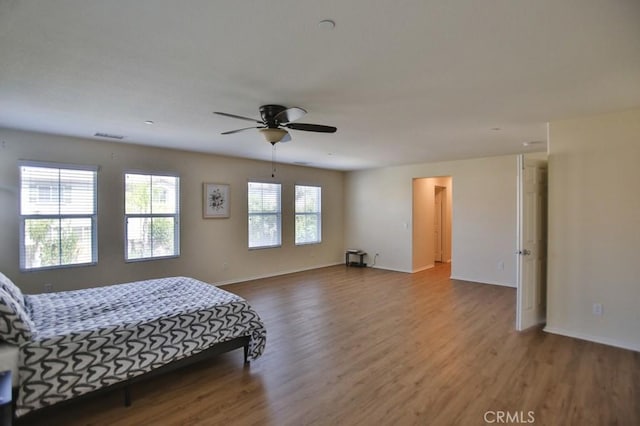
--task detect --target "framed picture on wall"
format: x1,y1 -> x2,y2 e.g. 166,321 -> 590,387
203,183 -> 230,218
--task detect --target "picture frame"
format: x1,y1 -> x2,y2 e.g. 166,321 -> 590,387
203,183 -> 230,218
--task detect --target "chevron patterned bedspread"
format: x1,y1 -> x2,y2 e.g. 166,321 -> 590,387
16,276 -> 266,417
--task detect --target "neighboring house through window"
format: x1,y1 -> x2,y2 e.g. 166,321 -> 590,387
125,172 -> 180,261
19,161 -> 98,270
248,182 -> 281,249
295,185 -> 322,245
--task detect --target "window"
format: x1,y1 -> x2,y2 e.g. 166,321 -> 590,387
295,185 -> 322,245
20,162 -> 97,270
248,182 -> 281,249
125,173 -> 180,261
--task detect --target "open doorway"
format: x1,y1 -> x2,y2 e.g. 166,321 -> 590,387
412,177 -> 452,271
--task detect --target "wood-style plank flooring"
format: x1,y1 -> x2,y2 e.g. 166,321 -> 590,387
19,264 -> 640,425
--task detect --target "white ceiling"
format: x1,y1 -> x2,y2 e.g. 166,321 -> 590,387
1,0 -> 639,171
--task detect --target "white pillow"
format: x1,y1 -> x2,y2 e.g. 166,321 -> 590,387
0,272 -> 25,309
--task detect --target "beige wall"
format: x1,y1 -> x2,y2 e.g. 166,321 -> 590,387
0,128 -> 345,293
546,108 -> 640,351
345,155 -> 518,286
412,176 -> 452,271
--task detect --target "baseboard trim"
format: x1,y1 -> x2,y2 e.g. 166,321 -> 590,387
412,264 -> 435,273
214,262 -> 343,286
450,275 -> 516,288
543,326 -> 640,353
370,265 -> 413,273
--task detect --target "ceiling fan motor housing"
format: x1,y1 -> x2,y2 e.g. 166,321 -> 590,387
260,104 -> 287,128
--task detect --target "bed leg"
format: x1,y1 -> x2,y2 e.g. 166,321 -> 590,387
0,403 -> 11,426
243,344 -> 250,364
0,372 -> 12,425
124,385 -> 131,407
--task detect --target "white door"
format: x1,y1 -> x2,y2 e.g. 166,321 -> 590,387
434,187 -> 443,262
516,156 -> 547,331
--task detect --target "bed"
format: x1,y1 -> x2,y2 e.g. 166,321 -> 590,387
0,273 -> 266,419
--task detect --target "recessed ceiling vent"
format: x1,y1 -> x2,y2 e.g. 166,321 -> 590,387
94,132 -> 124,140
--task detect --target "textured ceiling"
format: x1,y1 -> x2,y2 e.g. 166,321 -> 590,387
1,0 -> 639,170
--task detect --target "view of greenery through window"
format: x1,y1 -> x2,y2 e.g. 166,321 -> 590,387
125,173 -> 179,260
20,165 -> 96,270
248,182 -> 281,248
25,218 -> 89,267
295,185 -> 321,245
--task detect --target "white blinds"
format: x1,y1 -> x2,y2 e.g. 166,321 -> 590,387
248,182 -> 281,248
21,166 -> 96,215
125,174 -> 179,215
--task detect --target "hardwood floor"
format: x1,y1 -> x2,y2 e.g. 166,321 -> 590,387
19,264 -> 640,425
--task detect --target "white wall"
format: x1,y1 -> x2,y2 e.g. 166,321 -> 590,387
546,108 -> 640,351
0,128 -> 345,293
345,155 -> 518,286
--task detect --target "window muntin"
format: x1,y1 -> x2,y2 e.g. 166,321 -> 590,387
125,173 -> 180,261
295,185 -> 322,245
20,162 -> 97,270
248,182 -> 282,249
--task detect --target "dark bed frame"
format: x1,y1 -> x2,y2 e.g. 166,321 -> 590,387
10,335 -> 250,424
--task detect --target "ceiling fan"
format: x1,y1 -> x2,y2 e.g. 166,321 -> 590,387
214,105 -> 337,144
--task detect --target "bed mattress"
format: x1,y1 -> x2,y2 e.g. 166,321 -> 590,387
16,276 -> 266,416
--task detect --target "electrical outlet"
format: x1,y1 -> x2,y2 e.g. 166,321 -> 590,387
498,260 -> 505,271
43,283 -> 53,292
592,303 -> 603,316
222,262 -> 229,271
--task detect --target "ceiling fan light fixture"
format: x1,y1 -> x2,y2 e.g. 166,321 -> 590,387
260,128 -> 288,143
318,19 -> 336,30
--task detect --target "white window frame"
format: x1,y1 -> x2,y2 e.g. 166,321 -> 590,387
19,160 -> 98,271
248,181 -> 282,249
124,171 -> 180,262
294,184 -> 322,245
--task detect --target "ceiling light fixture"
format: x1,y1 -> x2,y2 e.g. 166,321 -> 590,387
259,128 -> 288,144
144,120 -> 154,125
318,19 -> 335,30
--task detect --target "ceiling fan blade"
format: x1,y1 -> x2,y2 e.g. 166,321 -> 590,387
214,111 -> 262,123
285,123 -> 337,133
279,132 -> 292,143
221,126 -> 262,135
275,107 -> 307,124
